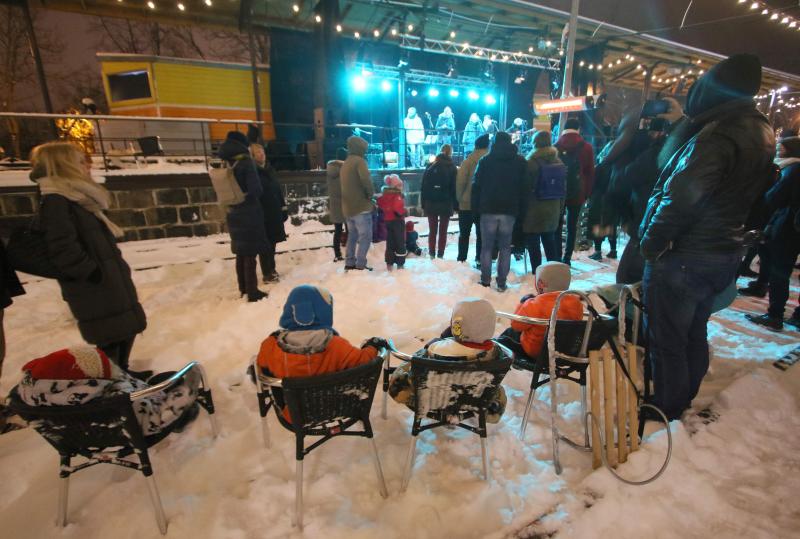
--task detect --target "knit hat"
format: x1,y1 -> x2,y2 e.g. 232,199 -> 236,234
405,221 -> 416,232
22,346 -> 118,380
450,298 -> 496,344
279,285 -> 334,331
225,130 -> 249,148
685,54 -> 762,118
779,136 -> 800,158
384,174 -> 403,190
535,261 -> 572,293
474,133 -> 491,149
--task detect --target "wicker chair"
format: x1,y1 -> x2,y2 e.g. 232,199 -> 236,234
6,362 -> 218,535
389,347 -> 513,491
252,353 -> 389,531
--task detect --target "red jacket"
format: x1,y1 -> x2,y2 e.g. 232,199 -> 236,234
377,188 -> 406,222
510,292 -> 584,358
556,130 -> 596,205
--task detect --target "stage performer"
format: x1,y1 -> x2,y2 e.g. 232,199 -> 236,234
462,113 -> 485,154
403,107 -> 425,168
436,107 -> 456,145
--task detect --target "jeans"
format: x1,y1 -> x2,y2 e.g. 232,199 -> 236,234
643,251 -> 740,419
480,214 -> 516,286
457,210 -> 481,262
345,212 -> 373,269
767,238 -> 800,318
525,232 -> 558,274
427,215 -> 450,257
556,204 -> 581,261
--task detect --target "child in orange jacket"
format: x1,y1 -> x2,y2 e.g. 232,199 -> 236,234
509,262 -> 584,358
376,174 -> 407,271
257,285 -> 388,380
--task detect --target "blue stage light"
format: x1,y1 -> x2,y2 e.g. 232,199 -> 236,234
381,80 -> 392,92
485,94 -> 497,105
410,89 -> 418,97
449,89 -> 459,97
428,88 -> 440,97
353,75 -> 367,92
467,90 -> 480,100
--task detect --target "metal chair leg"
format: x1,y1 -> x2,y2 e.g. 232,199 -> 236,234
260,415 -> 271,449
480,437 -> 490,481
57,476 -> 69,527
381,390 -> 388,420
519,381 -> 539,441
369,438 -> 389,498
400,435 -> 418,493
144,475 -> 168,535
295,460 -> 304,530
208,411 -> 220,439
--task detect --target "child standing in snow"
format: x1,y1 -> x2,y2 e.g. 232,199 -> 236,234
376,174 -> 407,271
388,298 -> 508,423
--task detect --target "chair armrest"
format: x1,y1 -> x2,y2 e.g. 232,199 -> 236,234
251,355 -> 283,389
496,311 -> 551,326
129,361 -> 209,401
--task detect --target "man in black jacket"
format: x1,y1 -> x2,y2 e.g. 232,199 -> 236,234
472,132 -> 529,290
639,54 -> 775,421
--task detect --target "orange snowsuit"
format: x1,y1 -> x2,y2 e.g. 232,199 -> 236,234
510,291 -> 584,358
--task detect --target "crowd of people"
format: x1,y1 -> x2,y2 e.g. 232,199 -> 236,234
0,53 -> 797,441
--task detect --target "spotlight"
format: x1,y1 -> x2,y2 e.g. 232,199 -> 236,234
450,31 -> 456,38
485,95 -> 497,105
579,60 -> 585,67
292,4 -> 299,13
354,31 -> 361,39
381,80 -> 392,92
545,40 -> 552,47
410,89 -> 418,97
449,89 -> 459,98
314,14 -> 321,23
391,28 -> 398,36
528,46 -> 534,52
373,29 -> 380,37
407,24 -> 414,32
336,24 -> 342,32
428,88 -> 440,97
467,90 -> 479,100
514,69 -> 527,84
352,76 -> 367,92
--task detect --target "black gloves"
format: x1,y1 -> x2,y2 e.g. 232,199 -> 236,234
362,337 -> 390,351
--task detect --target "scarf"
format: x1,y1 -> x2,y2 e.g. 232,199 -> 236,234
37,177 -> 124,238
775,157 -> 800,170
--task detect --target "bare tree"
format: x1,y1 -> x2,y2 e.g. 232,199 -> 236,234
208,30 -> 270,64
89,16 -> 211,59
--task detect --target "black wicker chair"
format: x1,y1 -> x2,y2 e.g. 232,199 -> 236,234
5,361 -> 218,535
390,348 -> 513,492
252,353 -> 389,531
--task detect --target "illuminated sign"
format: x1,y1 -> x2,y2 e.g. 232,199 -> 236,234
533,96 -> 595,115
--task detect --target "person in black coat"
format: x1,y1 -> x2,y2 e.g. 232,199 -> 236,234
218,131 -> 269,302
250,143 -> 288,282
421,144 -> 457,258
31,142 -> 146,371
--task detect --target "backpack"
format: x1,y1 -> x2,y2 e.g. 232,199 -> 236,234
422,163 -> 450,203
558,147 -> 582,202
534,158 -> 567,200
209,161 -> 245,206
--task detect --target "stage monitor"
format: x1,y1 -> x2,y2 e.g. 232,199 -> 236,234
107,70 -> 153,103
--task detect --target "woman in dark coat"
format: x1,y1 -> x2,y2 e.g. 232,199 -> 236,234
421,144 -> 457,258
250,143 -> 288,282
32,142 -> 146,371
218,131 -> 269,302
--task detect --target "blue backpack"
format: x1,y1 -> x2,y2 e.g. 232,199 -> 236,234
534,159 -> 567,200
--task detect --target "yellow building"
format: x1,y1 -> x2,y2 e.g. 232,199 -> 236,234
98,53 -> 274,140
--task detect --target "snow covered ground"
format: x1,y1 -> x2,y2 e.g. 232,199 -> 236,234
1,222 -> 798,539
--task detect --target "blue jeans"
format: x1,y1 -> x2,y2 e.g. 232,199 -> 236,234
643,251 -> 740,419
480,214 -> 516,286
345,212 -> 372,269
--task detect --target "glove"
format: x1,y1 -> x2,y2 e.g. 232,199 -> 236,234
362,337 -> 390,351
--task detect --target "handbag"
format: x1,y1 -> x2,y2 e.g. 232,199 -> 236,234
209,161 -> 245,206
6,212 -> 65,279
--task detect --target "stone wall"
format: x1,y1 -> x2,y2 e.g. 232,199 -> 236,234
0,169 -> 425,242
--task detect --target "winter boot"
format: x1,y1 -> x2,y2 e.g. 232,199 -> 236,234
786,312 -> 800,330
606,250 -> 617,259
588,251 -> 603,261
745,313 -> 783,331
738,282 -> 768,297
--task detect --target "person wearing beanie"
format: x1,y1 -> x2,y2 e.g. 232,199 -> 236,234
555,118 -> 595,265
340,136 -> 375,271
524,131 -> 566,274
250,143 -> 288,283
388,298 -> 509,423
257,286 -> 388,419
456,133 -> 490,263
505,261 -> 584,358
639,53 -> 775,421
421,144 -> 458,259
17,346 -> 202,435
745,136 -> 800,331
405,220 -> 423,256
326,147 -> 349,262
218,131 -> 269,302
377,174 -> 408,271
472,132 -> 529,290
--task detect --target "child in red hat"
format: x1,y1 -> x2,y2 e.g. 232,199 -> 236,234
376,174 -> 407,271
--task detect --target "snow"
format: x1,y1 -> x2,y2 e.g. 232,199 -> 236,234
1,223 -> 798,538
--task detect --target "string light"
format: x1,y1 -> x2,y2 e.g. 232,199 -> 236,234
204,0 -> 212,5
391,27 -> 397,36
407,24 -> 414,32
292,4 -> 299,13
579,60 -> 585,66
373,29 -> 380,37
335,24 -> 342,32
750,1 -> 759,8
450,31 -> 456,38
354,31 -> 360,39
147,1 -> 155,8
177,2 -> 184,10
528,46 -> 534,52
315,14 -> 321,23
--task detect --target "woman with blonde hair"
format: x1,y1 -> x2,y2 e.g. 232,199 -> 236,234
31,142 -> 146,373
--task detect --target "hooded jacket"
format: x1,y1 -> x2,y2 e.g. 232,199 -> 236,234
556,130 -> 596,206
326,160 -> 345,224
456,147 -> 488,211
377,187 -> 406,222
523,146 -> 564,234
421,153 -> 458,217
764,159 -> 800,245
472,135 -> 529,217
639,54 -> 775,259
340,136 -> 375,218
